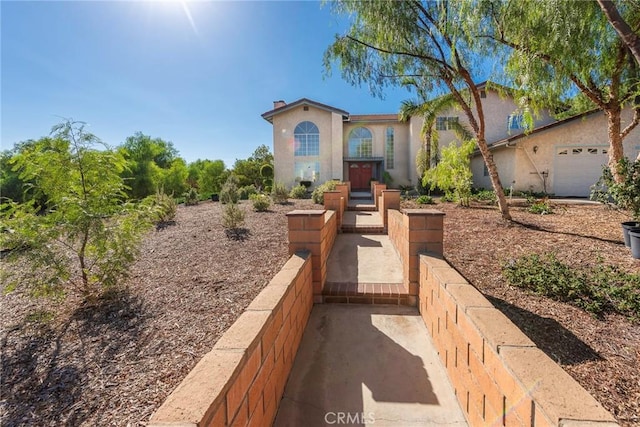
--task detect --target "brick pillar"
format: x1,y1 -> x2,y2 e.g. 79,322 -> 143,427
287,210 -> 328,302
373,183 -> 387,209
403,209 -> 444,297
370,180 -> 378,198
323,191 -> 343,232
381,190 -> 401,230
335,183 -> 349,212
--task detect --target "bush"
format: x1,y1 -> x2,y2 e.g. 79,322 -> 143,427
527,197 -> 553,214
220,175 -> 240,204
239,184 -> 257,200
591,157 -> 640,220
416,195 -> 435,205
250,194 -> 271,212
143,188 -> 177,223
502,253 -> 640,319
271,182 -> 289,204
471,189 -> 497,204
222,203 -> 245,230
183,187 -> 199,206
311,180 -> 339,204
289,185 -> 307,199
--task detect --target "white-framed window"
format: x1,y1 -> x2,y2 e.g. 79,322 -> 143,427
348,127 -> 373,157
294,121 -> 319,156
385,127 -> 394,169
436,116 -> 459,131
508,114 -> 525,130
295,161 -> 320,182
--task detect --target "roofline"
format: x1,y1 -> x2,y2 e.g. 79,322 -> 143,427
476,109 -> 602,154
261,98 -> 349,123
347,114 -> 400,123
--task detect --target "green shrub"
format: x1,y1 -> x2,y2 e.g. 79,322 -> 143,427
222,203 -> 245,230
527,197 -> 553,214
502,253 -> 640,319
183,187 -> 199,206
311,180 -> 339,204
471,189 -> 497,204
382,171 -> 393,186
250,194 -> 271,212
271,182 -> 289,204
591,157 -> 640,220
239,184 -> 258,200
143,188 -> 177,223
416,195 -> 435,205
289,185 -> 307,199
220,175 -> 240,204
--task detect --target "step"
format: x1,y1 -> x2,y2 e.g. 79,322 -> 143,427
347,204 -> 376,211
322,281 -> 414,306
341,225 -> 385,234
350,195 -> 373,200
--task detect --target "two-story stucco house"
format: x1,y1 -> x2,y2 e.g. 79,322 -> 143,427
261,83 -> 640,197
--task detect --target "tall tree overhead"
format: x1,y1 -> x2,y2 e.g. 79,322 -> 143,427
478,0 -> 640,182
597,0 -> 640,66
325,0 -> 512,220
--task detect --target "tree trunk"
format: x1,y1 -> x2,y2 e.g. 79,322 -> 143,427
606,108 -> 626,183
476,138 -> 512,221
597,0 -> 640,66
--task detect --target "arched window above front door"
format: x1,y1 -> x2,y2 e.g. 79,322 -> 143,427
348,127 -> 373,158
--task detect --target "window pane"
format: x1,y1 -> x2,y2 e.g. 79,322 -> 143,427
386,127 -> 394,169
294,161 -> 320,182
348,127 -> 373,157
294,121 -> 319,156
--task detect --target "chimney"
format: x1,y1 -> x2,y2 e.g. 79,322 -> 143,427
273,100 -> 286,109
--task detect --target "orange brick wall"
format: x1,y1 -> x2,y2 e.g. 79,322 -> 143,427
323,191 -> 344,232
287,209 -> 337,303
149,251 -> 313,427
419,253 -> 619,427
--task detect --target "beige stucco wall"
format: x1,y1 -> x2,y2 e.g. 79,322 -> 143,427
271,106 -> 342,189
472,109 -> 640,195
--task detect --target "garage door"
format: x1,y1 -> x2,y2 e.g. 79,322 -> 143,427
553,146 -> 608,197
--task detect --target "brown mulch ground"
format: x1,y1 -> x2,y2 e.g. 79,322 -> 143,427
1,198 -> 639,426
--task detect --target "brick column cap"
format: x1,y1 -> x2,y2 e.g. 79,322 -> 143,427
286,210 -> 326,216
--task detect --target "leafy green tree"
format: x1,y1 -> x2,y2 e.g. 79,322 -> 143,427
597,0 -> 640,66
119,132 -> 180,199
1,120 -> 152,300
424,139 -> 476,206
232,145 -> 274,189
199,159 -> 227,195
160,157 -> 189,197
478,0 -> 640,182
325,0 -> 512,220
1,148 -> 28,203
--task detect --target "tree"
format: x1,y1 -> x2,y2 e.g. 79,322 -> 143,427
424,139 -> 476,206
325,0 -> 512,220
1,120 -> 152,300
597,0 -> 640,66
232,145 -> 274,190
199,159 -> 227,195
119,132 -> 181,199
480,0 -> 640,182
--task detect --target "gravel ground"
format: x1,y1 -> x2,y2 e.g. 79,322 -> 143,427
1,198 -> 638,426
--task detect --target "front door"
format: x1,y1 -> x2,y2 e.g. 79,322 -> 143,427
349,162 -> 373,190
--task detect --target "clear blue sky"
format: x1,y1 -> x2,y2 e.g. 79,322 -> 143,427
1,0 -> 427,168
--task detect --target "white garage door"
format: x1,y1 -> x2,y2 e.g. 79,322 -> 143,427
553,146 -> 608,197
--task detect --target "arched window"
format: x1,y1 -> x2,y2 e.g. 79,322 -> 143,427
385,127 -> 394,169
348,127 -> 373,158
294,121 -> 319,156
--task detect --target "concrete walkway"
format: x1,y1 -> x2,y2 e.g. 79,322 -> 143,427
274,305 -> 468,426
342,211 -> 383,228
326,234 -> 402,284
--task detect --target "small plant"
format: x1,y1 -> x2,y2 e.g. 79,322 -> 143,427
183,187 -> 199,206
382,171 -> 393,187
222,202 -> 245,230
502,253 -> 640,319
591,157 -> 640,221
289,185 -> 307,199
527,197 -> 553,214
416,195 -> 435,205
239,184 -> 257,200
250,193 -> 271,212
271,182 -> 289,204
143,188 -> 177,224
471,189 -> 497,204
220,174 -> 240,204
311,180 -> 339,204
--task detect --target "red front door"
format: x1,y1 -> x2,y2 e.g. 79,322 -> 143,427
349,162 -> 373,190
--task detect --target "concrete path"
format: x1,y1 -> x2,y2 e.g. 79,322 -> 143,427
274,305 -> 468,427
326,234 -> 402,284
342,211 -> 383,228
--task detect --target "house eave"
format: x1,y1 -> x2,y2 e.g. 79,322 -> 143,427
261,98 -> 350,123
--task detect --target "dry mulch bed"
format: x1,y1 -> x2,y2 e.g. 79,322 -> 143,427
1,198 -> 639,426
